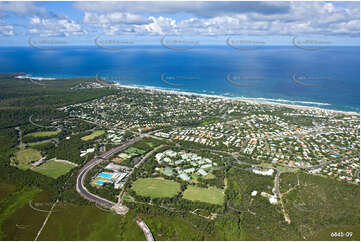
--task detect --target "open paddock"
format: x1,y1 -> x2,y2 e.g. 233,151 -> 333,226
81,130 -> 105,141
24,130 -> 60,138
182,186 -> 224,205
13,148 -> 42,170
32,160 -> 76,179
131,178 -> 180,198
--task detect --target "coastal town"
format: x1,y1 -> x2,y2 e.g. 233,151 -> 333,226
63,82 -> 360,185
1,75 -> 359,241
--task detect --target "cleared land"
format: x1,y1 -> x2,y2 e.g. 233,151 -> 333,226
124,147 -> 145,155
0,187 -> 42,240
38,206 -> 145,240
132,178 -> 180,198
81,130 -> 105,141
182,186 -> 224,205
23,130 -> 60,138
14,148 -> 42,170
32,160 -> 76,179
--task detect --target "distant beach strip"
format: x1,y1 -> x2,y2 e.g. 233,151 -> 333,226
16,74 -> 359,116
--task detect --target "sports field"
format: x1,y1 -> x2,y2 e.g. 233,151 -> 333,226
132,178 -> 180,198
124,147 -> 145,155
81,130 -> 105,141
14,148 -> 42,170
24,130 -> 60,138
182,186 -> 224,205
33,160 -> 76,179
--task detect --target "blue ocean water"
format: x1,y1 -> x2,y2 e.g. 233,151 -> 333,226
0,46 -> 359,112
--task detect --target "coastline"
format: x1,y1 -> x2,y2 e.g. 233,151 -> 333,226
112,82 -> 360,116
15,74 -> 360,116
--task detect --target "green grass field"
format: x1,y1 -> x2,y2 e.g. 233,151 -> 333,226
124,147 -> 145,155
0,187 -> 42,240
13,148 -> 42,170
23,130 -> 60,138
81,130 -> 105,141
132,178 -> 180,198
182,186 -> 224,205
32,160 -> 76,179
38,206 -> 145,240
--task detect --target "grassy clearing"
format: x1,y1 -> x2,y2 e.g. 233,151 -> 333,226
182,186 -> 224,205
32,160 -> 76,179
13,148 -> 42,170
23,130 -> 60,138
81,130 -> 105,141
132,178 -> 180,198
1,190 -> 56,240
124,147 -> 145,155
38,205 -> 145,240
0,187 -> 41,240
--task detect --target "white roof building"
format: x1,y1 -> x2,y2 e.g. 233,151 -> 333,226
201,164 -> 212,169
184,168 -> 195,174
197,169 -> 208,176
87,148 -> 95,153
253,168 -> 274,176
155,153 -> 164,163
178,173 -> 190,181
165,150 -> 177,157
269,196 -> 278,204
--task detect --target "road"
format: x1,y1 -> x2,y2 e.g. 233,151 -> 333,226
76,136 -> 143,208
119,144 -> 165,202
18,137 -> 59,147
15,127 -> 22,145
29,115 -> 56,129
273,169 -> 281,195
136,219 -> 155,241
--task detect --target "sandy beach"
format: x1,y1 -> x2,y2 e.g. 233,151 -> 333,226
112,82 -> 360,116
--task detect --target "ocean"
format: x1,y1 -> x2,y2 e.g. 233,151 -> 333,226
0,46 -> 359,113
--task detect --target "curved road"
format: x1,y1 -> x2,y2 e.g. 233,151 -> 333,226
29,115 -> 57,129
76,136 -> 143,208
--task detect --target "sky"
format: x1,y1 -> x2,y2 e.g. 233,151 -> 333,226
0,1 -> 359,46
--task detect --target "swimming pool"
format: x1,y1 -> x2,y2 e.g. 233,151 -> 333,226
95,180 -> 105,185
97,172 -> 114,179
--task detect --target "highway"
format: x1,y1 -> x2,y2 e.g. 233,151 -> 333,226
76,136 -> 143,208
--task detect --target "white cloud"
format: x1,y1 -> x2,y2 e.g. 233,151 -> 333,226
29,16 -> 86,37
84,12 -> 150,26
74,1 -> 290,18
78,1 -> 359,38
0,2 -> 45,16
0,23 -> 14,36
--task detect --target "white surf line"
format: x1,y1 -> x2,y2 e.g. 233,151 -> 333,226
34,199 -> 58,241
